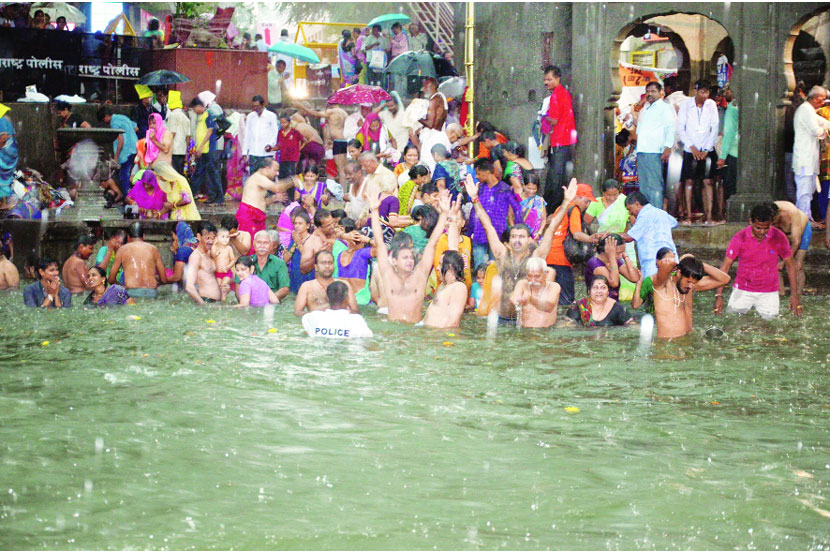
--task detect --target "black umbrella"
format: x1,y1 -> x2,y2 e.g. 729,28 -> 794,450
138,70 -> 191,86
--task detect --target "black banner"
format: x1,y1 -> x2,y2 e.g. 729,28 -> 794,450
0,27 -> 153,102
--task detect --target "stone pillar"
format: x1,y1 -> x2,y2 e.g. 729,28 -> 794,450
571,3 -> 614,191
727,3 -> 781,221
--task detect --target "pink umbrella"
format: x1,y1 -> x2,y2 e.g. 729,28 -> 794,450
327,84 -> 392,105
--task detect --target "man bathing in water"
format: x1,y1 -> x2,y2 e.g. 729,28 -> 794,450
298,100 -> 348,185
465,173 -> 578,325
509,257 -> 561,328
294,250 -> 358,315
652,252 -> 730,339
185,222 -> 222,305
62,234 -> 95,294
236,158 -> 300,242
109,222 -> 167,298
370,188 -> 451,323
423,199 -> 468,328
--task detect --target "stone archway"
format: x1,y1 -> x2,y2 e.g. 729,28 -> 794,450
784,6 -> 830,94
608,12 -> 734,214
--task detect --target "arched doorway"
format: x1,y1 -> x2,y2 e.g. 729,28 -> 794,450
785,7 -> 830,94
609,12 -> 733,216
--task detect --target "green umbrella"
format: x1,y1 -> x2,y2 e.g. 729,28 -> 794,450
384,50 -> 436,78
138,70 -> 190,86
267,41 -> 320,64
368,13 -> 411,29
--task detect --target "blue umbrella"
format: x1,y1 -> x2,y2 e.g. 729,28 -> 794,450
368,13 -> 411,29
267,42 -> 320,64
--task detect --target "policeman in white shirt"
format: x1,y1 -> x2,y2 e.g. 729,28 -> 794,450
303,281 -> 373,339
676,80 -> 719,225
244,95 -> 278,174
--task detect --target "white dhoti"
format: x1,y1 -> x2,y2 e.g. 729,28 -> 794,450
419,127 -> 451,173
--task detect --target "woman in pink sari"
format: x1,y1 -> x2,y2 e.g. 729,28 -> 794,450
145,113 -> 173,168
126,169 -> 167,219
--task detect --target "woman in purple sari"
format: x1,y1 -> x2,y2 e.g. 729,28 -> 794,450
84,266 -> 135,307
126,169 -> 167,219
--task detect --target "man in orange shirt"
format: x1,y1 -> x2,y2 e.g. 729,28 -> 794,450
545,183 -> 597,305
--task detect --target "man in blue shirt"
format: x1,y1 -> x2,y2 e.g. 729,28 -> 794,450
622,191 -> 678,278
467,157 -> 524,267
98,106 -> 138,197
634,81 -> 676,209
23,257 -> 72,308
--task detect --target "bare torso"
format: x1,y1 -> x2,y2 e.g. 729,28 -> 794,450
240,173 -> 273,212
62,255 -> 89,293
326,107 -> 348,140
653,278 -> 694,339
0,257 -> 19,289
296,122 -> 323,145
425,95 -> 447,130
118,241 -> 162,289
384,269 -> 429,323
774,201 -> 808,247
300,278 -> 332,312
188,247 -> 220,300
211,244 -> 236,273
423,281 -> 467,328
515,281 -> 559,328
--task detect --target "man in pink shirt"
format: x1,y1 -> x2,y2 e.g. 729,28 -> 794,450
542,65 -> 577,209
714,203 -> 802,319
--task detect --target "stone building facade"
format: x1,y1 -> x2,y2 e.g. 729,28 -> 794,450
467,3 -> 830,220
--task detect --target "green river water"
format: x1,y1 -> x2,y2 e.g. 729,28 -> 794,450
0,288 -> 828,550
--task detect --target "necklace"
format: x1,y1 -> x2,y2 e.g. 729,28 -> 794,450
653,284 -> 686,311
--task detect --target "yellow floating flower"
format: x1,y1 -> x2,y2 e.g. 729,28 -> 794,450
206,319 -> 216,324
40,340 -> 49,346
564,406 -> 580,414
268,328 -> 277,333
129,315 -> 141,321
447,333 -> 455,337
442,341 -> 454,346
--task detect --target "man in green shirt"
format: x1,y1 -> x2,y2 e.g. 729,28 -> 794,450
716,83 -> 738,205
252,231 -> 290,301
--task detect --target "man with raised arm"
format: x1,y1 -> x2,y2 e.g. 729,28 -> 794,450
465,173 -> 578,326
651,253 -> 730,339
423,199 -> 469,328
235,158 -> 299,242
369,188 -> 450,323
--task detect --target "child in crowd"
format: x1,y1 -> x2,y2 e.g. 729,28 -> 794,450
468,263 -> 487,310
211,227 -> 237,301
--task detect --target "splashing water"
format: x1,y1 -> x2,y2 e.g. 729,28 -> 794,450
67,139 -> 99,182
486,276 -> 503,339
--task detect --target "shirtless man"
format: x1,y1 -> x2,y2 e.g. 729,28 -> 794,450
298,100 -> 348,185
291,113 -> 325,170
299,209 -> 337,275
652,253 -> 730,339
424,199 -> 469,328
236,158 -> 299,240
0,250 -> 19,289
412,77 -> 448,170
221,215 -> 252,257
109,222 -> 167,298
465,173 -> 577,324
61,235 -> 95,293
510,257 -> 561,328
185,221 -> 222,305
770,201 -> 810,297
423,250 -> 468,328
370,188 -> 450,323
294,250 -> 358,315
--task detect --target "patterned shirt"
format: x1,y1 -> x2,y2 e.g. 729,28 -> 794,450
469,180 -> 523,245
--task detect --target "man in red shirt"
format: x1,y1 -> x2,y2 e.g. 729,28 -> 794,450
277,112 -> 303,179
714,203 -> 802,319
543,65 -> 577,209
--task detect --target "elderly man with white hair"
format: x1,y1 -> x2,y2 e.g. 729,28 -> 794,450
348,151 -> 398,223
509,256 -> 561,328
250,229 -> 290,300
793,85 -> 830,218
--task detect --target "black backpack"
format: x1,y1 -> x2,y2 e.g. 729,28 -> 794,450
562,205 -> 594,264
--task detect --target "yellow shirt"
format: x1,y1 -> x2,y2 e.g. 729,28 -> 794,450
195,112 -> 210,154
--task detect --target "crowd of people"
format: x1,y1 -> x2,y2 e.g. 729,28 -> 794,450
0,60 -> 812,340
